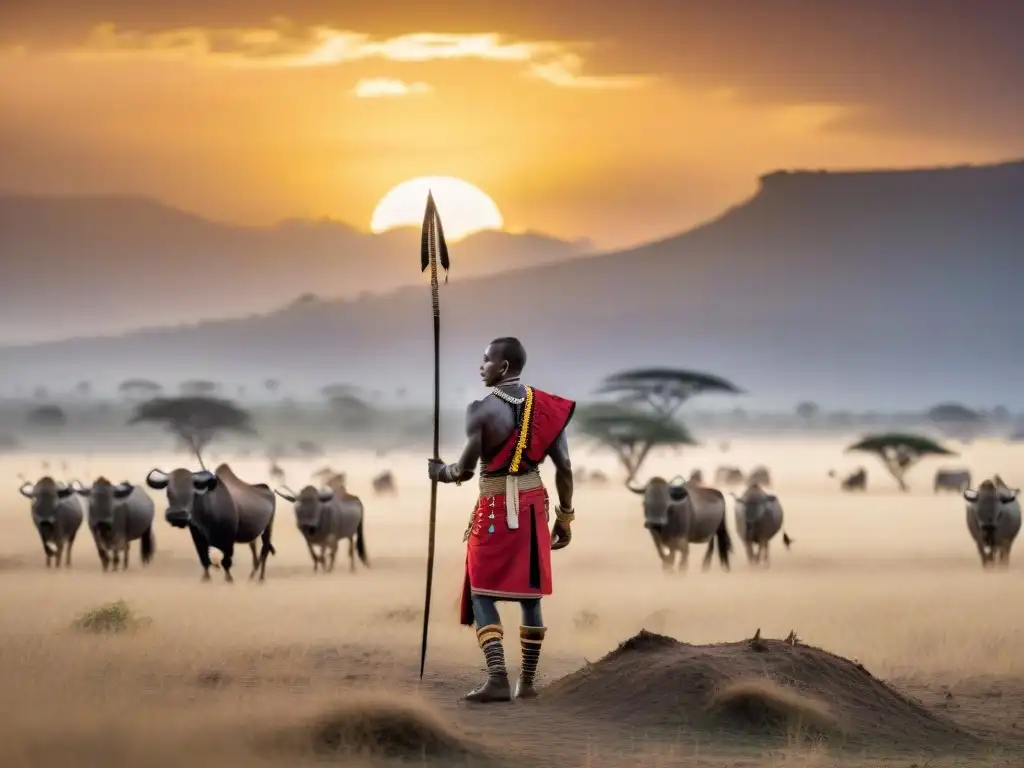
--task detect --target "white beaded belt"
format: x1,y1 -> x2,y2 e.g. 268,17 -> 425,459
478,470 -> 543,531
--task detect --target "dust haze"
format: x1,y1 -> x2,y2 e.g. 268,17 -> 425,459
2,434 -> 1022,767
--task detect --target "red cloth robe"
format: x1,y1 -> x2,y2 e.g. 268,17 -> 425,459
460,387 -> 576,625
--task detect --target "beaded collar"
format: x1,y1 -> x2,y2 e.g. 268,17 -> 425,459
490,378 -> 525,406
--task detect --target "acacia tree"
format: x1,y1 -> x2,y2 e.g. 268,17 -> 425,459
845,433 -> 955,492
926,402 -> 984,442
119,378 -> 163,400
596,368 -> 743,419
128,396 -> 256,468
795,401 -> 820,425
26,404 -> 67,428
320,383 -> 361,400
574,403 -> 696,483
324,391 -> 376,432
179,379 -> 220,397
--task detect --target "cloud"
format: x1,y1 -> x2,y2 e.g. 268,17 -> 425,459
528,53 -> 655,90
352,78 -> 432,98
24,21 -> 650,90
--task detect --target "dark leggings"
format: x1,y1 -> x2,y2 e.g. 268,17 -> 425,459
472,595 -> 543,629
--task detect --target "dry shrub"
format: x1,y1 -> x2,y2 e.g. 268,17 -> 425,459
709,677 -> 839,737
72,600 -> 150,634
270,691 -> 490,760
381,606 -> 421,623
573,609 -> 600,631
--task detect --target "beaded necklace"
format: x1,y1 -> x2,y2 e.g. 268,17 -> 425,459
491,377 -> 526,423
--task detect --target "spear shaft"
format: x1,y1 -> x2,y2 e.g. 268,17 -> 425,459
419,192 -> 449,680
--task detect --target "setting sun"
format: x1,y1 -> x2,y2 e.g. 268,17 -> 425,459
370,177 -> 504,241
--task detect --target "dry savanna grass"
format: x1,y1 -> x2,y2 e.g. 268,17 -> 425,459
1,437 -> 1023,767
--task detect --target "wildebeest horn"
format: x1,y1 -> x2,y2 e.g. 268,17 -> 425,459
963,488 -> 979,502
274,486 -> 297,502
146,469 -> 170,489
18,481 -> 34,499
626,479 -> 647,495
70,479 -> 88,494
317,487 -> 335,502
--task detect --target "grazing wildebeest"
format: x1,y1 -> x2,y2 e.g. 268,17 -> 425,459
71,477 -> 155,572
841,468 -> 867,491
274,477 -> 369,573
715,466 -> 744,486
934,468 -> 971,494
627,476 -> 732,572
732,484 -> 791,566
372,470 -> 396,495
748,465 -> 772,487
145,463 -> 276,582
688,469 -> 704,484
19,477 -> 83,568
964,476 -> 1020,568
313,466 -> 344,486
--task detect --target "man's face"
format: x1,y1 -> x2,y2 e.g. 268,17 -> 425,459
480,343 -> 509,387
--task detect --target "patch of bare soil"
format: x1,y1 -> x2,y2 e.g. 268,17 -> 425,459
540,630 -> 982,752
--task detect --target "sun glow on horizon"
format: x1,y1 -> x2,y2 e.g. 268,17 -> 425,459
370,177 -> 504,241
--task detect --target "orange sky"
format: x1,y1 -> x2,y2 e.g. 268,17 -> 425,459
2,0 -> 1023,249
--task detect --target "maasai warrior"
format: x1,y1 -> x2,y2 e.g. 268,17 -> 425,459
427,336 -> 575,703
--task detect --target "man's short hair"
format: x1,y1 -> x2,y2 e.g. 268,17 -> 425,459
491,337 -> 527,374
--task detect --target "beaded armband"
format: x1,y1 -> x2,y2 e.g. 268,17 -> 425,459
555,506 -> 575,523
442,463 -> 463,486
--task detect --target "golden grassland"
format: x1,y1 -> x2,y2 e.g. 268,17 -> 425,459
1,437 -> 1022,767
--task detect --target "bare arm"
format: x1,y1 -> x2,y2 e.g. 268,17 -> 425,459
444,401 -> 485,483
547,429 -> 574,511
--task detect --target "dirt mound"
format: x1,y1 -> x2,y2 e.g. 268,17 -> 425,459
542,630 -> 979,751
709,678 -> 838,736
270,692 -> 491,760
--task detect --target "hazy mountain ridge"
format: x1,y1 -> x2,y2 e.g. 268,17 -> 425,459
0,193 -> 593,342
2,159 -> 1022,410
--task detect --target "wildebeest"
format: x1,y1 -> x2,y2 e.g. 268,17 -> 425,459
732,484 -> 791,566
145,463 -> 276,582
715,466 -> 744,486
934,468 -> 971,494
748,465 -> 772,487
964,475 -> 1020,568
688,469 -> 704,484
840,468 -> 867,491
313,466 -> 344,486
71,477 -> 155,571
19,477 -> 83,568
628,476 -> 732,572
372,470 -> 396,495
274,476 -> 369,573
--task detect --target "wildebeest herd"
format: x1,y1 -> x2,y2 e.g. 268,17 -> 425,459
623,463 -> 1018,572
17,462 -> 373,580
13,459 -> 1021,578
